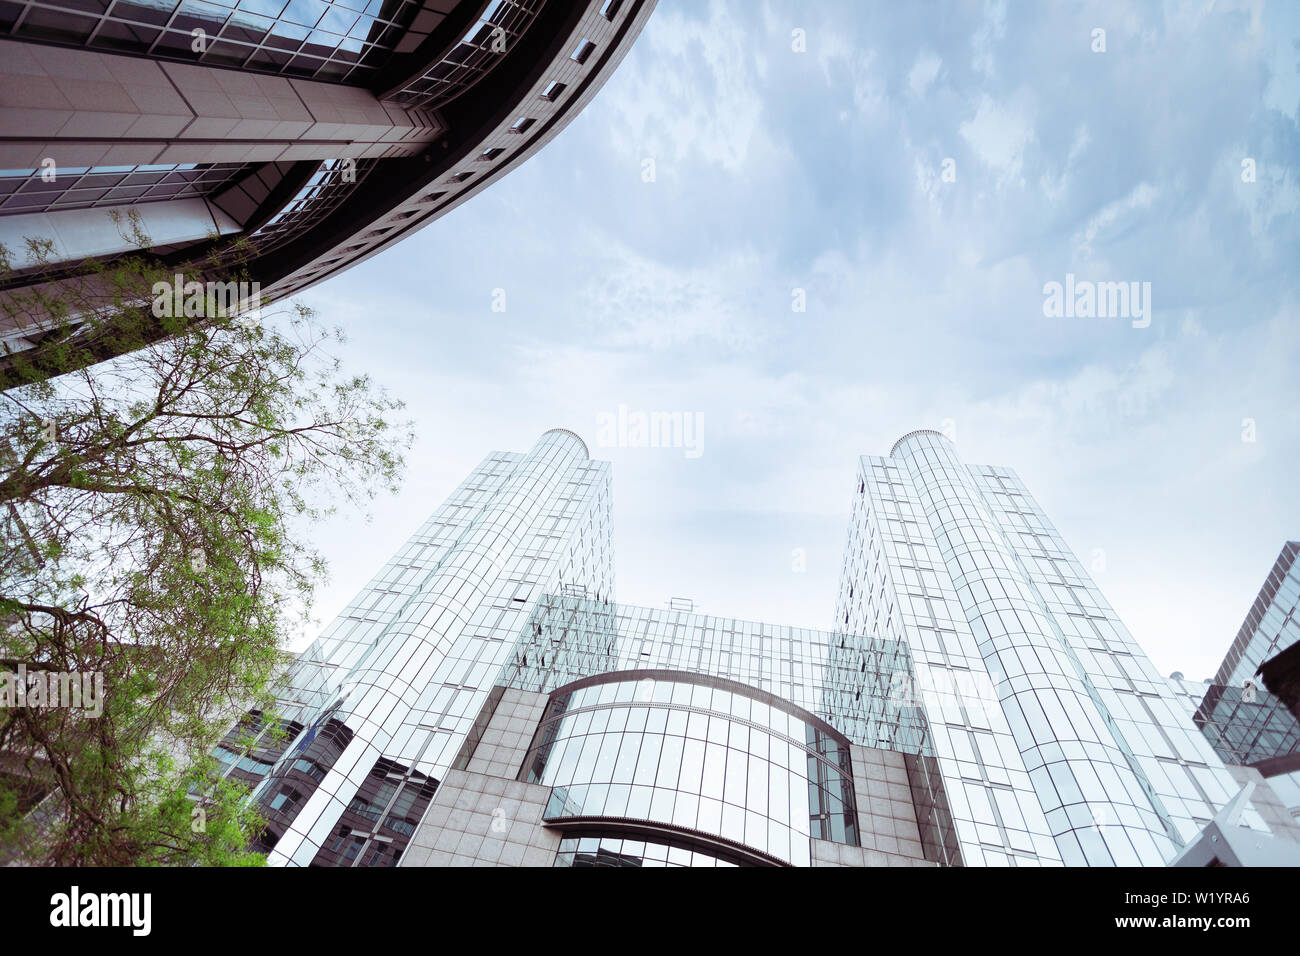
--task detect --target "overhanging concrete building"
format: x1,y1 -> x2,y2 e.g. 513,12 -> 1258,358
205,428 -> 1296,866
0,0 -> 655,380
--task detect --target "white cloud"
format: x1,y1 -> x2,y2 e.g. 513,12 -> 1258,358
907,51 -> 943,98
575,238 -> 769,354
600,1 -> 770,174
1072,181 -> 1159,259
1230,148 -> 1300,247
1040,124 -> 1091,203
959,92 -> 1036,186
970,0 -> 1008,77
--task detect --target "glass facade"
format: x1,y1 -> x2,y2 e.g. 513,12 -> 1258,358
498,595 -> 960,866
0,162 -> 254,215
522,673 -> 859,865
1167,542 -> 1300,826
0,0 -> 424,83
210,709 -> 304,790
1214,541 -> 1300,691
0,0 -> 657,383
387,0 -> 546,109
204,425 -> 1273,867
836,430 -> 1271,866
250,429 -> 613,866
308,756 -> 438,866
245,157 -> 379,255
554,832 -> 743,867
500,594 -> 928,756
1193,682 -> 1300,767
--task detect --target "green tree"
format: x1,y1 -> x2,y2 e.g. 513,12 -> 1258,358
0,236 -> 412,864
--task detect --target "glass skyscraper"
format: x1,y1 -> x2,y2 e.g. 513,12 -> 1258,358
837,429 -> 1278,867
219,429 -> 613,865
207,428 -> 1294,867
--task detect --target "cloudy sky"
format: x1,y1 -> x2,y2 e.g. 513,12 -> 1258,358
294,0 -> 1299,681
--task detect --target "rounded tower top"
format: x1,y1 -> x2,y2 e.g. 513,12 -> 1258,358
889,428 -> 953,457
540,428 -> 590,460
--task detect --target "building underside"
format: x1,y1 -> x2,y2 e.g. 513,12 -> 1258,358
0,0 -> 655,386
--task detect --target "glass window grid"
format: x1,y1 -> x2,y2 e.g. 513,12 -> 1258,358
554,833 -> 742,868
2,0 -> 423,84
204,708 -> 304,790
294,753 -> 436,866
498,585 -> 955,863
387,0 -> 544,109
1192,681 -> 1300,764
0,162 -> 253,214
500,597 -> 929,759
258,433 -> 613,865
837,449 -> 1059,866
523,677 -> 861,864
243,156 -> 377,256
973,464 -> 1272,852
836,432 -> 1274,866
1217,542 -> 1300,689
926,439 -> 1182,865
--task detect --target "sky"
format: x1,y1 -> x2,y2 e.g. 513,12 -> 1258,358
290,0 -> 1300,682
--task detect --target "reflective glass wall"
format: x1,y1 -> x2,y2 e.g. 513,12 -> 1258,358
1214,541 -> 1300,691
501,594 -> 929,756
499,593 -> 960,865
837,430 -> 1273,866
1193,683 -> 1300,767
554,832 -> 744,868
522,672 -> 860,866
252,429 -> 614,866
1,0 -> 425,83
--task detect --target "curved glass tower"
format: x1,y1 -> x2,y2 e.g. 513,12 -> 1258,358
242,428 -> 614,865
836,429 -> 1268,866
